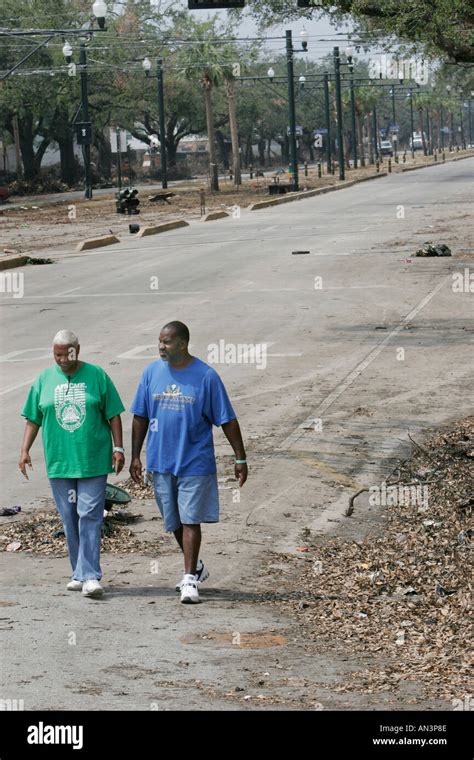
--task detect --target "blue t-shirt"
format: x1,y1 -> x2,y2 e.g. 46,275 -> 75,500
130,357 -> 236,476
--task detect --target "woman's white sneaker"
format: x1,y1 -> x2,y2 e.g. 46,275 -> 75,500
66,580 -> 83,591
180,574 -> 200,604
82,580 -> 103,598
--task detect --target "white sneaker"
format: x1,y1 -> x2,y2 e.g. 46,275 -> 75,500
180,574 -> 200,604
82,580 -> 103,598
66,580 -> 83,591
176,559 -> 209,592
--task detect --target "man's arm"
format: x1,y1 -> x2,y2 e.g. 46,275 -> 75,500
129,414 -> 149,484
221,418 -> 248,487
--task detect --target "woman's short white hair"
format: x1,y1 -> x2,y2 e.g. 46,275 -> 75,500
52,330 -> 79,347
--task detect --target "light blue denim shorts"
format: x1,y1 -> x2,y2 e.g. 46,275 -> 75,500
152,472 -> 219,532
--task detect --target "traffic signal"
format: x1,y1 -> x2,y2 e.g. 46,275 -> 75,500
116,188 -> 140,215
188,1 -> 245,8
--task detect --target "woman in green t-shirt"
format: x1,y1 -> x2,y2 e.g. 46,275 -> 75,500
19,330 -> 126,598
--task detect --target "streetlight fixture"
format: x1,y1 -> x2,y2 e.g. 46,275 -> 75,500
300,28 -> 309,51
92,0 -> 107,29
267,67 -> 275,82
62,41 -> 73,63
299,74 -> 306,88
142,57 -> 152,76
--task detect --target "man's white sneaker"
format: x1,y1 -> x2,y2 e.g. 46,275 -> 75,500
175,559 -> 209,592
82,580 -> 103,598
66,580 -> 83,591
180,574 -> 200,604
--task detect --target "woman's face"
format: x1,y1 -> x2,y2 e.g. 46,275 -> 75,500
53,344 -> 80,373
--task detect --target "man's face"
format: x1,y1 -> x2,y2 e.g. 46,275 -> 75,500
158,329 -> 185,362
53,344 -> 80,372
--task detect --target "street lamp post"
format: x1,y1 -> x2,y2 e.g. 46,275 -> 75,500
346,47 -> 357,169
372,106 -> 379,163
408,90 -> 415,159
459,101 -> 465,149
79,43 -> 92,199
323,71 -> 332,174
440,103 -> 445,150
286,30 -> 299,191
469,92 -> 474,147
143,57 -> 168,189
333,47 -> 345,180
157,59 -> 168,189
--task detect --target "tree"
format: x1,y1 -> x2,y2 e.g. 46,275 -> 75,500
243,0 -> 474,64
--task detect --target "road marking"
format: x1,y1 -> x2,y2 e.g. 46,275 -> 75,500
277,276 -> 449,450
0,378 -> 35,396
61,287 -> 82,295
0,292 -> 205,300
0,347 -> 50,362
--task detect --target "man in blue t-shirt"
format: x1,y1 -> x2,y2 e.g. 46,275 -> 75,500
130,320 -> 247,604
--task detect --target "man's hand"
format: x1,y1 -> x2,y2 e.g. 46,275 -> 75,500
19,451 -> 33,480
235,462 -> 248,487
112,452 -> 125,474
129,457 -> 143,484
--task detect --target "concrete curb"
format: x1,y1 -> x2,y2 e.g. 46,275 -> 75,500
137,219 -> 189,237
76,234 -> 120,252
0,255 -> 28,271
248,172 -> 388,211
202,210 -> 230,222
400,153 -> 474,173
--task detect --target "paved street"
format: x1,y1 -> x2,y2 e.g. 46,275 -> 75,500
0,159 -> 472,709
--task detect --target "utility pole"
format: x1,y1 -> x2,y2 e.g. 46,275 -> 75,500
157,58 -> 168,189
323,71 -> 332,174
12,113 -> 22,178
286,30 -> 298,191
79,43 -> 92,199
348,65 -> 357,168
333,47 -> 345,180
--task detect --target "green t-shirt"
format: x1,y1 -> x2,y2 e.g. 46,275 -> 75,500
21,362 -> 125,479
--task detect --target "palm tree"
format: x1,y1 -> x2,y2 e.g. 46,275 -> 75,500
177,21 -> 231,192
224,74 -> 242,185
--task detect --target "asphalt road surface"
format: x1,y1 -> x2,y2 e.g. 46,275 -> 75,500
0,158 -> 472,710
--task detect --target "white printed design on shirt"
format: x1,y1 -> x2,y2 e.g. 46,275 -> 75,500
152,384 -> 196,410
54,382 -> 86,432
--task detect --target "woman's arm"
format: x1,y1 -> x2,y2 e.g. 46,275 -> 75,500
109,414 -> 125,474
19,420 -> 40,479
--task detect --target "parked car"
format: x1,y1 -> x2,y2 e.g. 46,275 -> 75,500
380,140 -> 393,156
410,132 -> 425,151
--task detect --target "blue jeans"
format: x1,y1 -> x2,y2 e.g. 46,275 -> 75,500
49,475 -> 107,581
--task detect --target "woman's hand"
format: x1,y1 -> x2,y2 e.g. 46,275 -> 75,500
129,457 -> 143,484
19,451 -> 33,480
112,452 -> 125,475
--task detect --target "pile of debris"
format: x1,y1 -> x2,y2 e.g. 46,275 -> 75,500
273,416 -> 473,700
415,241 -> 452,257
0,509 -> 163,556
119,475 -> 154,500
